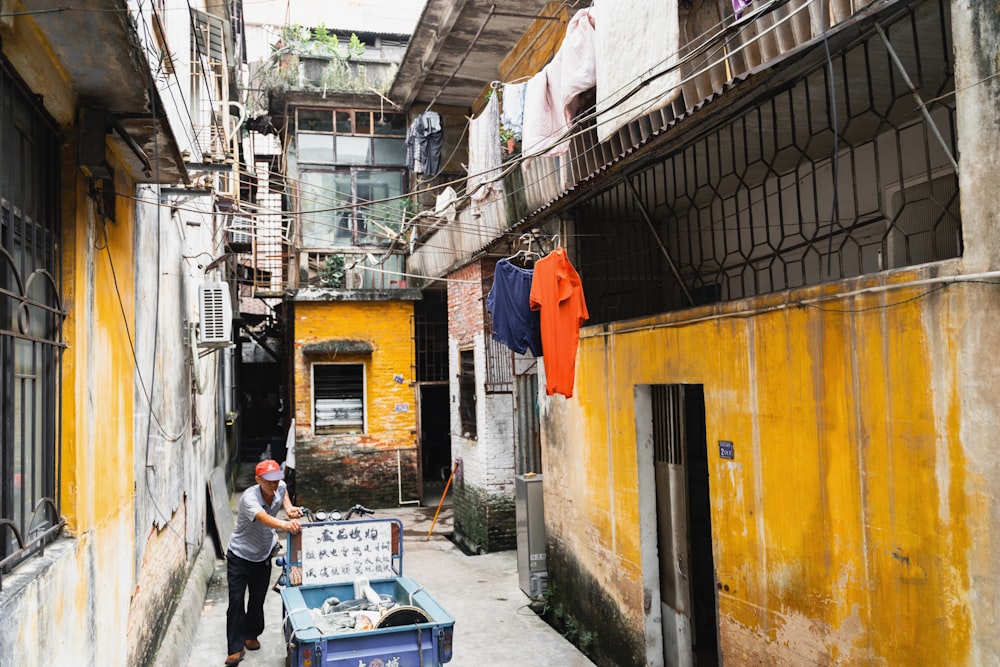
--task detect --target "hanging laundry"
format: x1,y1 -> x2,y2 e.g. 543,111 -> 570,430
500,81 -> 527,136
406,111 -> 443,176
419,110 -> 443,175
522,69 -> 558,157
521,7 -> 596,158
405,115 -> 424,174
487,259 -> 543,357
434,185 -> 458,222
468,92 -> 502,201
529,247 -> 588,398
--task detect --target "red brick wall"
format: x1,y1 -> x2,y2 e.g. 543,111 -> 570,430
448,261 -> 488,344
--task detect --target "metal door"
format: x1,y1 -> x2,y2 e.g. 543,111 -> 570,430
652,384 -> 694,667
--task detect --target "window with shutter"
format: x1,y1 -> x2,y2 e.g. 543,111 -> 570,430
313,364 -> 365,434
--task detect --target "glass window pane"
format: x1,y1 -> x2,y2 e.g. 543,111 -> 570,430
298,133 -> 334,163
355,111 -> 372,135
301,171 -> 353,246
374,138 -> 407,166
335,111 -> 352,133
298,109 -> 333,132
356,171 -> 404,246
336,136 -> 371,165
373,113 -> 407,136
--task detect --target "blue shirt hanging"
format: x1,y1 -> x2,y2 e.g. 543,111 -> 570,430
487,258 -> 543,357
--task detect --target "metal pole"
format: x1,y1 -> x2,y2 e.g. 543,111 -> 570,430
426,461 -> 459,540
625,179 -> 695,306
874,22 -> 959,174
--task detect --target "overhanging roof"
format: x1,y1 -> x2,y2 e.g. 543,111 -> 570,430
389,0 -> 552,109
27,0 -> 188,183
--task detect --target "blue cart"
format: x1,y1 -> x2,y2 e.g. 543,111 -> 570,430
280,517 -> 455,667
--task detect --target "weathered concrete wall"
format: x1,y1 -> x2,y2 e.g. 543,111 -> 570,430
126,188 -> 224,665
951,0 -> 1000,663
539,259 -> 999,665
447,261 -> 517,553
292,299 -> 419,509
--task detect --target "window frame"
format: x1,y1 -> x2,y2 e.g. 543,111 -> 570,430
295,106 -> 408,250
299,167 -> 406,248
458,349 -> 477,439
0,58 -> 65,576
312,362 -> 367,436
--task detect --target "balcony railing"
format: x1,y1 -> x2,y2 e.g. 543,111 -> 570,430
296,248 -> 409,291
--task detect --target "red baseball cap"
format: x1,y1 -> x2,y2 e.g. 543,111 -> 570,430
255,459 -> 283,481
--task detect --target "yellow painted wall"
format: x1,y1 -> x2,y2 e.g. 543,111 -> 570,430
546,269 -> 975,664
62,157 -> 137,534
293,300 -> 417,446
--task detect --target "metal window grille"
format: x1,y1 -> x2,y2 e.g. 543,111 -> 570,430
482,267 -> 513,394
313,364 -> 364,435
459,350 -> 477,439
250,156 -> 285,295
574,3 -> 959,325
191,10 -> 228,156
484,314 -> 513,394
514,372 -> 541,475
652,386 -> 683,466
414,291 -> 448,383
0,59 -> 65,577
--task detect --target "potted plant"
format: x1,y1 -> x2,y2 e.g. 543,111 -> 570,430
501,126 -> 520,156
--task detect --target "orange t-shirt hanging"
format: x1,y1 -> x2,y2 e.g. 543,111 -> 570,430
528,247 -> 589,398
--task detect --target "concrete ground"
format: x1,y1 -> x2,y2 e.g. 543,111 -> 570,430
178,488 -> 594,667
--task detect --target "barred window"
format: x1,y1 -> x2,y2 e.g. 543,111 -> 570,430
459,350 -> 477,439
0,60 -> 64,575
313,364 -> 365,435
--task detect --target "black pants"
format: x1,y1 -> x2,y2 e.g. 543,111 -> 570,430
226,550 -> 272,655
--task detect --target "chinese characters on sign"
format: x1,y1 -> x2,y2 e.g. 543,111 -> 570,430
301,520 -> 396,586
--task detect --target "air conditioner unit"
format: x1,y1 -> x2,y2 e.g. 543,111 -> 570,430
227,217 -> 254,250
198,282 -> 233,346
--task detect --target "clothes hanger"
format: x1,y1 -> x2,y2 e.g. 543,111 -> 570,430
504,233 -> 540,267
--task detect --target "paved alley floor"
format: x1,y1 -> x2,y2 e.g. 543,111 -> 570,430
184,495 -> 594,666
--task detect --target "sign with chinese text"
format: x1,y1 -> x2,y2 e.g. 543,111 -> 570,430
300,520 -> 396,586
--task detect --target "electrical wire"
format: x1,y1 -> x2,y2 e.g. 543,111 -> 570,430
115,0 -> 950,283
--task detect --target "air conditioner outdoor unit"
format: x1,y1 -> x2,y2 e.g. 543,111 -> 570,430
198,282 -> 233,346
228,217 -> 254,250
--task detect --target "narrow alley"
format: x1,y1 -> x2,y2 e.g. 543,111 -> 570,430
168,464 -> 594,667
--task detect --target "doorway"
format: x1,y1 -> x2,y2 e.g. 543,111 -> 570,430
418,383 -> 451,499
635,384 -> 718,666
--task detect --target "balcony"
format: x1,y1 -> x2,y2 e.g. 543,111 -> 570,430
296,248 -> 410,292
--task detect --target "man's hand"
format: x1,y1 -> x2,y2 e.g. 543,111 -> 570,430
284,519 -> 301,535
287,506 -> 304,519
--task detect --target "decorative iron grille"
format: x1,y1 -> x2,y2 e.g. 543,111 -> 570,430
0,59 -> 65,578
574,3 -> 959,324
